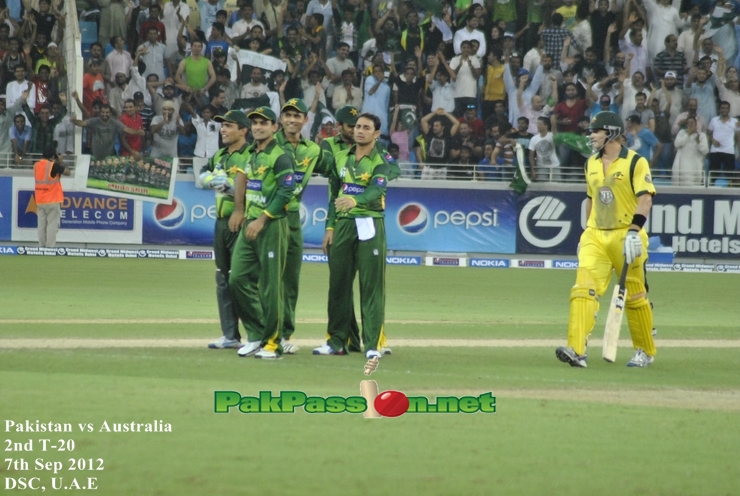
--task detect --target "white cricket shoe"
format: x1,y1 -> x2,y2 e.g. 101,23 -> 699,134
627,349 -> 654,367
555,346 -> 587,368
208,336 -> 242,349
281,339 -> 299,354
237,341 -> 261,357
255,349 -> 281,359
366,349 -> 382,360
312,344 -> 346,355
381,347 -> 392,356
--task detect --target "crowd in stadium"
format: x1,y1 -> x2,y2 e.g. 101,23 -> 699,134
4,0 -> 740,185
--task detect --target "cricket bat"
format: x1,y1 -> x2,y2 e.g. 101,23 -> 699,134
602,261 -> 629,363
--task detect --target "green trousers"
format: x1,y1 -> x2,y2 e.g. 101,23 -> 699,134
229,217 -> 289,354
283,210 -> 361,350
214,218 -> 240,341
326,217 -> 387,353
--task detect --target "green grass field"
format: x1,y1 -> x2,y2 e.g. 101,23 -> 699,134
1,258 -> 739,495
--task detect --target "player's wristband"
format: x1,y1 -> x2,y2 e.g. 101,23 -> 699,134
630,214 -> 647,229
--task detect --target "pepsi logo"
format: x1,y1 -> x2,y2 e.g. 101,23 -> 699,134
398,203 -> 428,234
154,199 -> 185,229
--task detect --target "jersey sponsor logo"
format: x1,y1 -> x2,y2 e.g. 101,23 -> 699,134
342,183 -> 366,196
598,187 -> 614,205
469,258 -> 509,268
385,256 -> 421,265
283,174 -> 295,187
613,171 -> 624,180
294,172 -> 306,183
247,180 -> 263,191
0,246 -> 16,255
519,196 -> 571,248
397,203 -> 429,234
154,198 -> 186,229
186,251 -> 213,259
645,174 -> 652,183
516,260 -> 546,268
375,177 -> 386,186
553,260 -> 578,268
432,257 -> 460,266
302,253 -> 329,263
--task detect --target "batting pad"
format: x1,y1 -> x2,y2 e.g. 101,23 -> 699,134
625,278 -> 656,356
568,269 -> 599,356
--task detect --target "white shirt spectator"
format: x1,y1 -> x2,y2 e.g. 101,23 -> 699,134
529,132 -> 560,168
6,80 -> 34,111
140,41 -> 169,82
240,82 -> 269,99
428,79 -> 456,114
619,39 -> 648,78
301,79 -> 327,107
708,116 -> 739,154
453,27 -> 486,58
332,85 -> 363,109
191,116 -> 221,158
163,0 -> 190,57
523,48 -> 542,75
54,115 -> 75,154
324,56 -> 354,98
449,55 -> 481,99
232,19 -> 264,39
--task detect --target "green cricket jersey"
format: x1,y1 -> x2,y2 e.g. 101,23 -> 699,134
236,139 -> 295,220
199,144 -> 250,218
275,129 -> 331,212
327,144 -> 391,227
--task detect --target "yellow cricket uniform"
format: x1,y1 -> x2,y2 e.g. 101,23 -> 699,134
567,146 -> 657,357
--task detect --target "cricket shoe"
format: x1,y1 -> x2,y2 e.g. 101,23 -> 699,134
651,327 -> 657,337
381,347 -> 392,356
208,336 -> 242,349
555,346 -> 588,368
281,339 -> 299,354
237,341 -> 262,357
627,349 -> 654,367
312,344 -> 347,355
255,349 -> 282,359
366,349 -> 382,360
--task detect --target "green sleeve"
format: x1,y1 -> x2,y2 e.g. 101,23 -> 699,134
22,104 -> 38,126
316,141 -> 335,177
326,172 -> 341,230
264,153 -> 295,218
353,162 -> 390,208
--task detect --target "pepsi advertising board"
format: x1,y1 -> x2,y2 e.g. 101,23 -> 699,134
300,183 -> 518,254
0,177 -> 12,241
142,181 -> 217,245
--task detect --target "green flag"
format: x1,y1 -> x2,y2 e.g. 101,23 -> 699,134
509,144 -> 530,194
553,132 -> 593,158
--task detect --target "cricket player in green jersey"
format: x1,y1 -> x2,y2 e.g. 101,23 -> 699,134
313,113 -> 391,360
229,106 -> 295,359
274,98 -> 333,354
200,110 -> 251,350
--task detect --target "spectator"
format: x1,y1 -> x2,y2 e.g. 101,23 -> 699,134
687,67 -> 717,126
70,103 -> 145,159
625,114 -> 660,166
139,3 -> 166,44
449,40 -> 481,115
361,63 -> 391,137
185,101 -> 221,158
590,93 -> 618,119
450,120 -> 483,162
672,115 -> 708,185
453,15 -> 486,59
104,36 -> 134,85
650,95 -> 674,176
715,70 -> 740,118
672,98 -> 707,136
477,141 -> 499,181
149,101 -> 182,158
504,66 -> 543,127
208,88 -> 228,116
232,4 -> 264,47
205,23 -> 230,57
10,112 -> 30,164
133,91 -> 155,131
199,0 -> 225,33
642,0 -> 684,63
306,0 -> 334,52
528,116 -> 560,182
542,13 -> 578,68
537,53 -> 562,106
139,26 -> 172,83
163,0 -> 190,57
628,91 -> 655,132
590,0 -> 616,63
389,105 -> 410,165
332,69 -> 363,109
427,55 -> 456,115
415,109 -> 459,179
523,35 -> 544,75
707,101 -> 739,184
6,65 -> 33,110
2,37 -> 30,92
677,14 -> 701,68
240,66 -> 269,98
174,40 -> 217,100
552,82 -> 590,164
617,68 -> 648,121
490,121 -> 516,180
99,0 -> 127,49
654,71 -> 686,128
118,99 -> 144,159
0,95 -> 24,155
556,0 -> 578,31
392,65 -> 423,128
619,29 -> 648,78
324,43 -> 355,104
653,34 -> 687,83
483,49 -> 505,116
22,96 -> 67,154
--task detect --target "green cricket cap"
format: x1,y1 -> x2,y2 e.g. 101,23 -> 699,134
214,110 -> 249,127
281,98 -> 309,115
335,105 -> 360,125
247,106 -> 277,123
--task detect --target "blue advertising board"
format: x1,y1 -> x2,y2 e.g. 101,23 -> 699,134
516,191 -> 740,259
0,177 -> 11,240
148,181 -> 518,253
142,181 -> 217,245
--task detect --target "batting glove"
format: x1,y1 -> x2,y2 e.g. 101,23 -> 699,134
208,176 -> 227,190
623,230 -> 642,264
215,181 -> 234,195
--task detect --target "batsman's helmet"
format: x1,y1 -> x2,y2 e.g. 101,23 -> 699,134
588,111 -> 624,151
